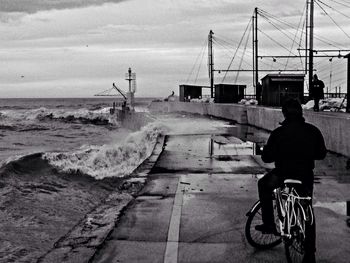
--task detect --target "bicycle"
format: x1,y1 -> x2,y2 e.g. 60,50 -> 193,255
245,179 -> 314,263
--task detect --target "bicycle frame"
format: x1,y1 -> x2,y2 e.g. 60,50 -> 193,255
274,185 -> 313,239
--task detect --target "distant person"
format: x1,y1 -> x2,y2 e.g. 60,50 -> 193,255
310,74 -> 324,112
256,98 -> 327,263
256,82 -> 262,105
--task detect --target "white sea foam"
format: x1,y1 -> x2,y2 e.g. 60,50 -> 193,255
0,107 -> 117,125
0,107 -> 48,121
43,122 -> 166,179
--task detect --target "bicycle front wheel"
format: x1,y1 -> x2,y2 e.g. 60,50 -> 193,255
245,200 -> 282,249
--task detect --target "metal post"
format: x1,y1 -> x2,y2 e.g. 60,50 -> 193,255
347,53 -> 350,112
305,0 -> 309,76
308,0 -> 314,93
208,30 -> 214,98
255,7 -> 258,86
329,59 -> 333,93
252,14 -> 255,89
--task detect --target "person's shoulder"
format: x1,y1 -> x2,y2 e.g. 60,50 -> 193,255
304,122 -> 322,134
271,125 -> 284,135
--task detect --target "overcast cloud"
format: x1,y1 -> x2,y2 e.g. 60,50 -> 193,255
0,0 -> 128,14
0,0 -> 349,98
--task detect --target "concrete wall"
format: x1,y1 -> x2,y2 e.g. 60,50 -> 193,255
246,106 -> 282,130
304,112 -> 350,158
149,101 -> 350,157
149,101 -> 247,124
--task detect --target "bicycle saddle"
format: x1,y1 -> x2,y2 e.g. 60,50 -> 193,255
284,179 -> 302,185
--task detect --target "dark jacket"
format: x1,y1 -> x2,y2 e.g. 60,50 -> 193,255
311,79 -> 325,99
262,117 -> 327,180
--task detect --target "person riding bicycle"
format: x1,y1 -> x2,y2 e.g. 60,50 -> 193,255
256,98 -> 327,262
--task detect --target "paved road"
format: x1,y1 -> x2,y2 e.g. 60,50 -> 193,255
92,131 -> 350,263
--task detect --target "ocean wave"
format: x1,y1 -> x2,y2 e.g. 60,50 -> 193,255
43,122 -> 166,179
0,107 -> 118,126
0,153 -> 29,169
0,124 -> 16,131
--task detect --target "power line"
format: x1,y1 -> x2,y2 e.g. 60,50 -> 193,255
284,3 -> 307,70
186,39 -> 207,83
318,0 -> 350,19
195,41 -> 208,84
315,0 -> 350,39
258,28 -> 299,56
222,16 -> 252,82
259,13 -> 298,44
328,0 -> 350,9
235,22 -> 252,83
212,35 -> 237,48
213,35 -> 280,71
259,7 -> 346,49
212,39 -> 237,58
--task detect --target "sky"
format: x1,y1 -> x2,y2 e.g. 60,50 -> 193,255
1,0 -> 350,98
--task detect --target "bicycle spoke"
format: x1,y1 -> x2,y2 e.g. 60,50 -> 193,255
245,201 -> 282,249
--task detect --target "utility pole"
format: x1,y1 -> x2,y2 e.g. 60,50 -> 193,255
308,0 -> 314,92
347,54 -> 350,113
208,30 -> 214,98
305,0 -> 309,76
329,58 -> 333,95
254,7 -> 259,94
252,13 -> 255,89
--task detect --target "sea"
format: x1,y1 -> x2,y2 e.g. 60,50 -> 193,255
0,97 -> 173,262
0,97 -> 239,262
0,97 -> 164,179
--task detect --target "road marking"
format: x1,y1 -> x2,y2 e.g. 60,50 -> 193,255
164,177 -> 184,263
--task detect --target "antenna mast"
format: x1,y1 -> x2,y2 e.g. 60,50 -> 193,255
254,7 -> 259,93
208,30 -> 214,98
308,0 -> 314,91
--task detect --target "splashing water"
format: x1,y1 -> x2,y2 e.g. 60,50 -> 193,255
0,107 -> 118,126
43,122 -> 166,179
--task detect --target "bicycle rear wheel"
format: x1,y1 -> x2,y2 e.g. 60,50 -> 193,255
245,200 -> 282,249
284,202 -> 309,263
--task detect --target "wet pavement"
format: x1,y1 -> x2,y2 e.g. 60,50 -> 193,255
92,121 -> 350,263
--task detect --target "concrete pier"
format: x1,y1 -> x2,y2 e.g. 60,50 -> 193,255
149,101 -> 350,157
38,111 -> 350,262
90,116 -> 350,263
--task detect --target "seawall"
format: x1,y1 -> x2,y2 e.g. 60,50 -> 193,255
149,101 -> 350,157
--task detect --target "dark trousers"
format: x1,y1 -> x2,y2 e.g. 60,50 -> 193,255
258,169 -> 316,252
313,98 -> 320,111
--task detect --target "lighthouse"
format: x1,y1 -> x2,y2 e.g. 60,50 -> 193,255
125,67 -> 136,110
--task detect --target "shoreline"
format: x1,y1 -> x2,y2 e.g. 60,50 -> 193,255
0,126 -> 165,263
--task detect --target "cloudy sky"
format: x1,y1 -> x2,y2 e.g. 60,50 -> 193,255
1,0 -> 349,98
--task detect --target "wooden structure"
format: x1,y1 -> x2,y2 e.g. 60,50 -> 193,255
261,74 -> 305,107
179,85 -> 202,102
214,84 -> 246,103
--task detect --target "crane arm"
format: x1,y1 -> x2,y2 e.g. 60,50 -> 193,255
113,83 -> 127,100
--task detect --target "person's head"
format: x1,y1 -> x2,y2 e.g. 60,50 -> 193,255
313,74 -> 318,80
282,98 -> 303,120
